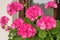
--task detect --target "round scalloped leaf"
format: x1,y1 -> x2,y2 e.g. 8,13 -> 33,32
12,36 -> 23,40
51,28 -> 58,34
46,36 -> 51,40
38,30 -> 47,38
56,33 -> 60,40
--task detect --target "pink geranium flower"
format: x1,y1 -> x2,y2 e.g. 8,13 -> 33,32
11,18 -> 24,29
0,16 -> 9,27
36,16 -> 56,30
7,2 -> 23,16
25,5 -> 44,21
17,24 -> 36,38
45,1 -> 57,9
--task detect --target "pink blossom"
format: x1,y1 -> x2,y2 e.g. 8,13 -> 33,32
36,16 -> 56,30
7,2 -> 23,16
17,24 -> 36,38
11,18 -> 24,29
25,5 -> 44,21
5,26 -> 11,31
0,16 -> 9,27
45,1 -> 57,9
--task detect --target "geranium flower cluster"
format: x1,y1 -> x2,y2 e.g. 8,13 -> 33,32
17,24 -> 36,38
25,5 -> 44,21
11,18 -> 36,38
36,16 -> 56,30
0,16 -> 9,27
11,18 -> 24,29
45,1 -> 57,9
7,2 -> 23,16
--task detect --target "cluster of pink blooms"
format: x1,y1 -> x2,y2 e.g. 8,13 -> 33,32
11,18 -> 36,38
25,5 -> 44,21
7,2 -> 23,16
11,18 -> 24,29
36,16 -> 56,30
17,24 -> 36,38
0,16 -> 9,27
45,1 -> 57,9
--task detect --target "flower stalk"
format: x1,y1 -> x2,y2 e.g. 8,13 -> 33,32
48,30 -> 53,40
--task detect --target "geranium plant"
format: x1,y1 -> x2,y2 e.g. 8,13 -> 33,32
0,1 -> 60,40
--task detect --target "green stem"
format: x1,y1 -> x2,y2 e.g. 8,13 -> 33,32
48,30 -> 53,40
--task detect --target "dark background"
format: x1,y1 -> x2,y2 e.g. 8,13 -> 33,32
56,0 -> 60,20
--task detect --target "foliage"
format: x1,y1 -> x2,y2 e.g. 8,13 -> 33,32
7,20 -> 60,40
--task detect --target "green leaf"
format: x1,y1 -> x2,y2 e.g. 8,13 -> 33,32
51,28 -> 58,34
31,37 -> 44,40
46,36 -> 51,40
23,17 -> 34,25
8,29 -> 17,40
36,27 -> 40,32
30,33 -> 45,40
38,16 -> 41,19
8,33 -> 11,37
24,38 -> 31,40
57,37 -> 60,40
11,29 -> 17,35
38,30 -> 47,38
12,36 -> 23,40
56,33 -> 60,40
8,29 -> 12,39
8,39 -> 12,40
23,17 -> 31,24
